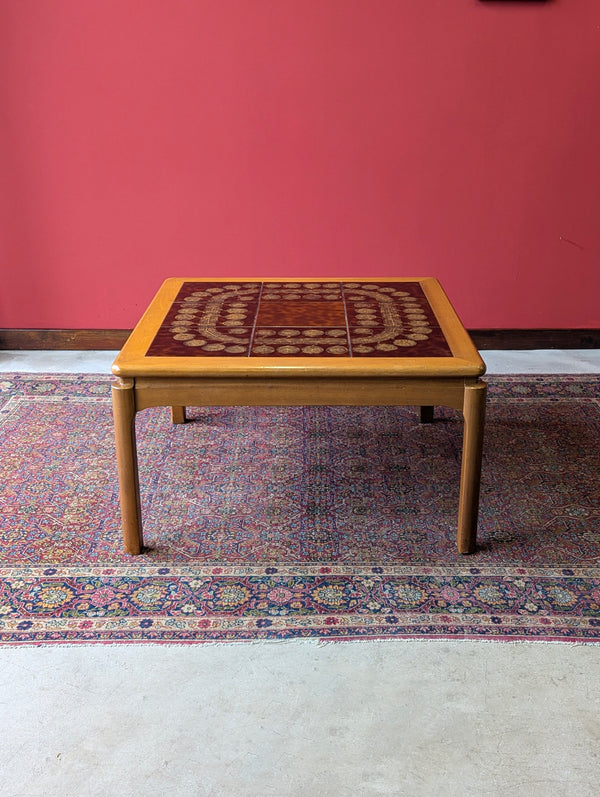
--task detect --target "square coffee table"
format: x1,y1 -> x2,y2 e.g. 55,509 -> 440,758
111,278 -> 486,555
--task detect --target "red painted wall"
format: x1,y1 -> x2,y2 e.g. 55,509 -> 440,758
2,1 -> 599,329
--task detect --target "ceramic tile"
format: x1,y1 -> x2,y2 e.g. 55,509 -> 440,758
255,300 -> 347,327
348,327 -> 451,357
170,281 -> 262,304
146,280 -> 453,358
250,328 -> 350,357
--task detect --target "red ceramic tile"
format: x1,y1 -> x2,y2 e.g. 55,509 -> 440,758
256,301 -> 346,328
348,327 -> 451,357
146,280 -> 452,358
171,282 -> 261,304
251,328 -> 349,357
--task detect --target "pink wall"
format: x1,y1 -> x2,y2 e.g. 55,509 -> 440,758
2,0 -> 599,330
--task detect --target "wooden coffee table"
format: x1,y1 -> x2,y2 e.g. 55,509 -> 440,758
111,278 -> 486,555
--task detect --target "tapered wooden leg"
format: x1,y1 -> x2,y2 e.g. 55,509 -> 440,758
171,406 -> 186,424
457,380 -> 487,554
111,377 -> 143,555
420,406 -> 434,423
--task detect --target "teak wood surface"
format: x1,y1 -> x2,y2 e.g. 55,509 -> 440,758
111,277 -> 487,555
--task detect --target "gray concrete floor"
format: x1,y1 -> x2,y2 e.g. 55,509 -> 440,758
1,350 -> 600,797
3,348 -> 600,374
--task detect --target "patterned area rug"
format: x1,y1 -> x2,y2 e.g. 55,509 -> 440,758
1,373 -> 599,645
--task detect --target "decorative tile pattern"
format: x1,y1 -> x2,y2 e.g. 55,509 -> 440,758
146,281 -> 452,358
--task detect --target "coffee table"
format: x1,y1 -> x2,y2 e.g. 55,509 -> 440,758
111,278 -> 486,555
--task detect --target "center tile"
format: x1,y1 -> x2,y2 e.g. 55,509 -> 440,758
255,301 -> 347,328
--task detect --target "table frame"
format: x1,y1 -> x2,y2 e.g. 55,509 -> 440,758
111,278 -> 486,555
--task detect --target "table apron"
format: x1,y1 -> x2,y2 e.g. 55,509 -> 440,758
131,376 -> 474,412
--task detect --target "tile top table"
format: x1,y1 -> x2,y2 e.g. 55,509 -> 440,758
112,278 -> 486,555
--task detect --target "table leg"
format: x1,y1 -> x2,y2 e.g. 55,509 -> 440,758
111,377 -> 144,555
420,406 -> 434,423
171,406 -> 187,424
457,380 -> 487,554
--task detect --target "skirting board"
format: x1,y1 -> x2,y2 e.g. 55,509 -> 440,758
1,328 -> 600,351
0,329 -> 131,351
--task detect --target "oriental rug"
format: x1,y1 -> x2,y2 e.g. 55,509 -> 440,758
1,373 -> 599,645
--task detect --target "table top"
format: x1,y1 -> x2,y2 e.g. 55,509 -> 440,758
112,278 -> 486,378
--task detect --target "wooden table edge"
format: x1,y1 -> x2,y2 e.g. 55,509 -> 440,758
112,276 -> 484,377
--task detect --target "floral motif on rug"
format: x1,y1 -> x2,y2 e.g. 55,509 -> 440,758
1,374 -> 599,644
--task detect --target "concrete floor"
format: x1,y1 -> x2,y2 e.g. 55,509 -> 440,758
3,348 -> 600,374
1,350 -> 600,797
